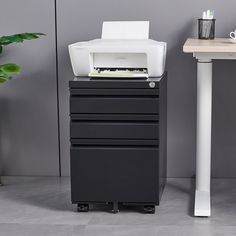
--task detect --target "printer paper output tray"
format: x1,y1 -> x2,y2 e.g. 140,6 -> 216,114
89,68 -> 149,78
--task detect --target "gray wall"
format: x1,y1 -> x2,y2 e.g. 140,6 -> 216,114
1,0 -> 236,177
57,0 -> 236,178
0,0 -> 59,176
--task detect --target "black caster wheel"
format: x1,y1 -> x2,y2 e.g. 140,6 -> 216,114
111,202 -> 119,214
77,204 -> 89,212
143,205 -> 155,214
111,209 -> 119,214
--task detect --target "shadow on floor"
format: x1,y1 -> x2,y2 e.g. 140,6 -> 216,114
166,177 -> 195,217
0,177 -> 154,213
0,177 -> 74,212
0,176 -> 196,215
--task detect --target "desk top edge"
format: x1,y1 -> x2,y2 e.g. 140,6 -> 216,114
183,38 -> 236,53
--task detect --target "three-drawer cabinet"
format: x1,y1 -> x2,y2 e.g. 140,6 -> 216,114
69,73 -> 167,213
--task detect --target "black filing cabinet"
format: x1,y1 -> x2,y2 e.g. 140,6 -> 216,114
69,73 -> 167,213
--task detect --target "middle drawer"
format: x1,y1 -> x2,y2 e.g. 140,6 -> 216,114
70,121 -> 159,139
70,96 -> 159,114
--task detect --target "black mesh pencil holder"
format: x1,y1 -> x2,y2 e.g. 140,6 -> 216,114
198,19 -> 215,39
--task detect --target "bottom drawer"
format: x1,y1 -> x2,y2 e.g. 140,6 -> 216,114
70,121 -> 159,139
71,146 -> 159,203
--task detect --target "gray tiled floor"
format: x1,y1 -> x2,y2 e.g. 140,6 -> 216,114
0,177 -> 236,236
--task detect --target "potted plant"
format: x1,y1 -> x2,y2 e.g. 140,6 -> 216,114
0,32 -> 44,185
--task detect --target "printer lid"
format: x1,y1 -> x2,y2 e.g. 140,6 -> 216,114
101,21 -> 149,39
72,38 -> 165,49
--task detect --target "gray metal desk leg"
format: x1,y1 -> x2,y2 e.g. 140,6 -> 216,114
194,59 -> 212,217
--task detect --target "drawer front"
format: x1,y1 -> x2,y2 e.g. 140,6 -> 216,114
70,114 -> 159,121
70,122 -> 159,139
70,88 -> 159,96
70,97 -> 159,114
71,146 -> 159,203
71,138 -> 159,146
69,79 -> 160,89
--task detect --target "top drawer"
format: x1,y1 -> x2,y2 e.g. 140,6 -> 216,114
69,77 -> 161,89
70,96 -> 159,114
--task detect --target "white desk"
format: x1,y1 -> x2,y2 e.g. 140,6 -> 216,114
183,38 -> 236,217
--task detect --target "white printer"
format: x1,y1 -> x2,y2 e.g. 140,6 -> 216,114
69,21 -> 167,78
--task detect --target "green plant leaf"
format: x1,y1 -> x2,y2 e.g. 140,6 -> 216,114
0,64 -> 21,83
0,33 -> 45,46
0,63 -> 21,74
0,32 -> 45,83
0,71 -> 12,83
20,33 -> 43,40
0,72 -> 12,80
0,77 -> 7,83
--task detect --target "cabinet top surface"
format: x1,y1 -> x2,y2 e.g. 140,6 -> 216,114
71,76 -> 163,82
183,38 -> 236,53
69,73 -> 167,89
